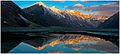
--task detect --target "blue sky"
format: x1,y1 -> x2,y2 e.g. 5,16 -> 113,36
12,1 -> 118,16
13,1 -> 112,9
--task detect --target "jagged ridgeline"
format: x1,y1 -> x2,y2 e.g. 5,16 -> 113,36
98,12 -> 119,29
1,1 -> 119,29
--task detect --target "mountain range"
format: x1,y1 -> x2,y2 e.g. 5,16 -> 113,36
1,1 -> 119,29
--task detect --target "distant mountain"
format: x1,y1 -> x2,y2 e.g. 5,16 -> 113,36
98,12 -> 119,29
23,2 -> 95,28
86,18 -> 103,28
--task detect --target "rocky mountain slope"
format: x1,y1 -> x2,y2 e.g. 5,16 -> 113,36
23,2 -> 95,28
98,12 -> 119,29
1,1 -> 30,27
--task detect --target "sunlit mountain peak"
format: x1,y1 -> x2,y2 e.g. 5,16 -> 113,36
50,6 -> 61,14
63,10 -> 74,14
69,10 -> 75,13
63,10 -> 82,17
25,2 -> 109,21
32,2 -> 48,8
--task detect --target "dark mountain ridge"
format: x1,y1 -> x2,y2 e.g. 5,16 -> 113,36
98,12 -> 119,29
1,1 -> 30,27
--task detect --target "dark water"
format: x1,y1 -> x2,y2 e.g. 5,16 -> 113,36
9,34 -> 118,53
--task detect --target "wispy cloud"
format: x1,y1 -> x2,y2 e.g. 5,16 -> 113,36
84,2 -> 118,11
64,3 -> 84,10
85,2 -> 119,16
74,4 -> 84,6
64,2 -> 119,16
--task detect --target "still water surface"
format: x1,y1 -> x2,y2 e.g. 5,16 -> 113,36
9,34 -> 118,53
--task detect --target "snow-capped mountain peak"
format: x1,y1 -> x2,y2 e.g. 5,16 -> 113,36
29,2 -> 48,8
50,6 -> 61,14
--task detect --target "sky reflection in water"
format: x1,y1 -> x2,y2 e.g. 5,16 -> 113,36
9,34 -> 118,53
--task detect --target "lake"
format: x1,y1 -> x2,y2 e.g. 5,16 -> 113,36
9,34 -> 118,53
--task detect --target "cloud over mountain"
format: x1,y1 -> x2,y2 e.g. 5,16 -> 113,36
64,2 -> 119,16
84,2 -> 119,15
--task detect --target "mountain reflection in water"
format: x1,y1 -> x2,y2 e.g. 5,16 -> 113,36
9,34 -> 118,53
